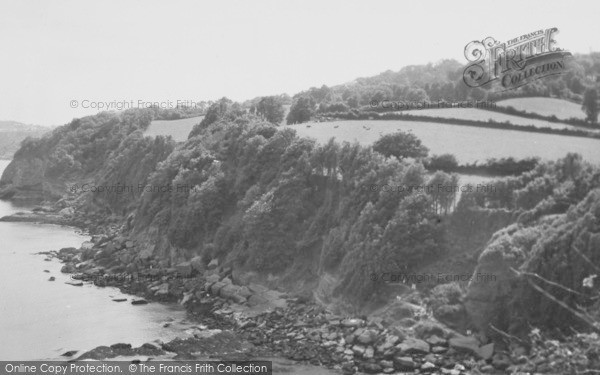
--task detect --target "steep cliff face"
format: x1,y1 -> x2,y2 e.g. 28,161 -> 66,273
0,110 -> 157,204
5,105 -> 600,333
466,187 -> 600,337
0,156 -> 53,201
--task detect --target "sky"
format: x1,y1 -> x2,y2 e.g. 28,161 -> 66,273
1,0 -> 599,126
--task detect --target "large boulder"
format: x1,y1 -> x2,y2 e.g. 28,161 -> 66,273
210,281 -> 228,296
190,256 -> 204,273
396,338 -> 429,354
219,284 -> 240,299
355,329 -> 379,345
175,262 -> 192,278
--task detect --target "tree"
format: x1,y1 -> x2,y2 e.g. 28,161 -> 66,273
286,97 -> 315,124
254,96 -> 285,125
373,131 -> 429,160
427,154 -> 458,171
582,88 -> 598,124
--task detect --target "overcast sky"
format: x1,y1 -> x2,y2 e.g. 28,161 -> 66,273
1,0 -> 599,126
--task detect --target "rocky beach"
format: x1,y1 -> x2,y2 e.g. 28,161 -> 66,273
3,201 -> 593,374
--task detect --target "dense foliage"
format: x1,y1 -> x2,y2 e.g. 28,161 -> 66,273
135,109 -> 455,301
286,54 -> 600,124
462,153 -> 600,334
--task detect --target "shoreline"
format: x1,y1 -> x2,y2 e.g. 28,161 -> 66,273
10,207 -> 498,374
0,200 -> 565,374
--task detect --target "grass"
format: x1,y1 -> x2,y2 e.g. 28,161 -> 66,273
145,116 -> 204,142
497,97 -> 586,120
400,108 -> 579,130
285,120 -> 600,164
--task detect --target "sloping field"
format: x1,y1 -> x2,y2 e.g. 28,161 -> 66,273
145,116 -> 204,142
497,97 -> 585,120
402,108 -> 579,130
286,120 -> 600,164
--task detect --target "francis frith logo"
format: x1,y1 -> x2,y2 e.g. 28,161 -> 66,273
463,27 -> 572,91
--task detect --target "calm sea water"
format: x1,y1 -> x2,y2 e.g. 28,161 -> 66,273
0,160 -> 187,360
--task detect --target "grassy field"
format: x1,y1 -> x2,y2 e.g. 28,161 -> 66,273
497,97 -> 586,120
401,108 -> 580,130
145,116 -> 204,142
286,120 -> 600,164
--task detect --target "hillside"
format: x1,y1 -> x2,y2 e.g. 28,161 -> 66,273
2,56 -> 600,372
0,121 -> 49,159
286,120 -> 600,164
401,108 -> 582,131
286,53 -> 600,126
497,97 -> 587,121
144,116 -> 205,142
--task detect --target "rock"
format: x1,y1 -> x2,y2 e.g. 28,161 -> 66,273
125,240 -> 134,249
237,286 -> 252,298
377,334 -> 400,353
59,207 -> 74,216
139,248 -> 153,260
91,235 -> 108,244
81,241 -> 94,250
247,294 -> 269,307
341,318 -> 364,328
61,264 -> 76,273
48,276 -> 55,281
247,283 -> 268,294
351,345 -> 366,356
180,292 -> 193,306
449,335 -> 480,355
396,337 -> 430,354
203,274 -> 220,290
141,342 -> 162,350
441,368 -> 460,375
341,362 -> 354,375
464,234 -> 520,333
344,333 -> 355,346
376,299 -> 420,322
364,346 -> 374,359
361,363 -> 382,374
322,340 -> 336,348
478,342 -> 495,360
131,299 -> 148,305
379,360 -> 393,369
110,343 -> 132,350
492,353 -> 511,370
43,270 -> 50,273
394,356 -> 418,370
219,284 -> 240,299
207,258 -> 219,270
210,281 -> 227,296
434,304 -> 466,328
154,283 -> 170,296
61,350 -> 77,357
112,298 -> 127,302
307,330 -> 321,341
421,361 -> 436,370
413,321 -> 448,339
76,346 -> 114,360
65,280 -> 83,286
356,329 -> 378,345
175,262 -> 192,277
426,334 -> 447,346
432,346 -> 447,354
190,256 -> 204,273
